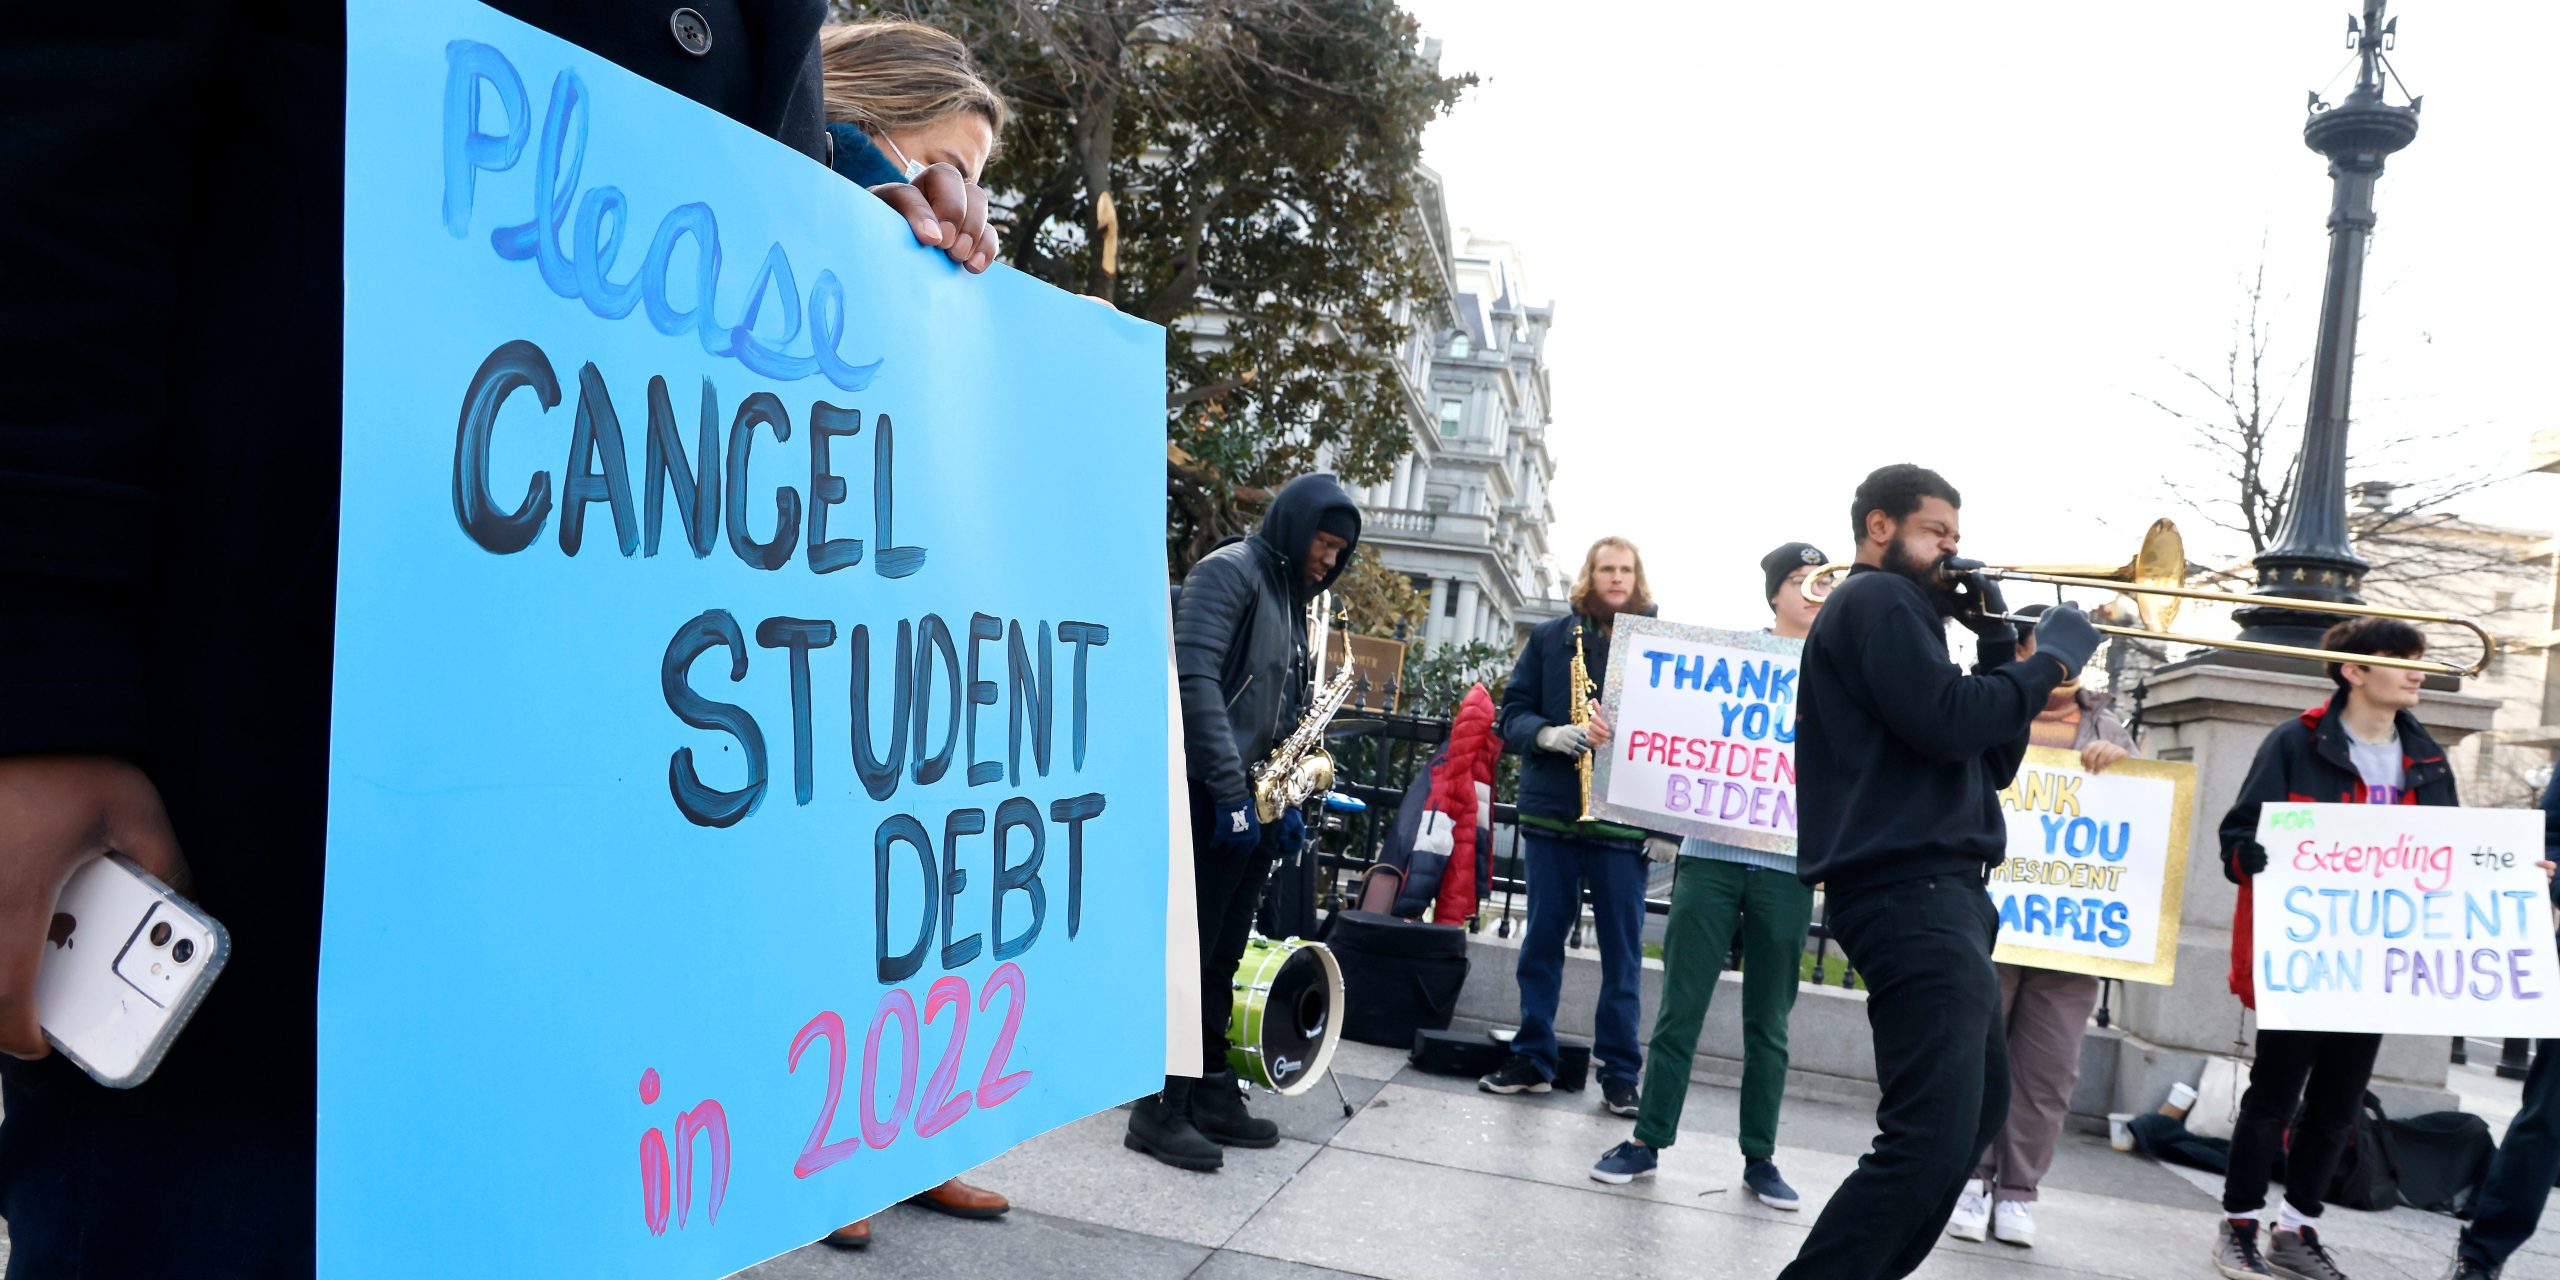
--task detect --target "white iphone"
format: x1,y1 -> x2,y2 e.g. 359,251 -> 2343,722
36,853 -> 230,1088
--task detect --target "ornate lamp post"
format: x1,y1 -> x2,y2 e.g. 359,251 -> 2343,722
2229,1 -> 2422,653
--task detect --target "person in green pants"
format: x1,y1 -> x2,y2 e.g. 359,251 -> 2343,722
1590,542 -> 1827,1209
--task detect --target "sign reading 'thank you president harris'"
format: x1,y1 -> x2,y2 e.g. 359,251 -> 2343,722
2251,803 -> 2560,1037
1592,617 -> 1801,853
1989,748 -> 2195,986
323,4 -> 1170,1277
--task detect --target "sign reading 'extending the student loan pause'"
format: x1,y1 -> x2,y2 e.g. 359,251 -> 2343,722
2252,803 -> 2560,1037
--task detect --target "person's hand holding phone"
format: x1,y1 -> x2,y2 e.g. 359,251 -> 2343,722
0,757 -> 188,1059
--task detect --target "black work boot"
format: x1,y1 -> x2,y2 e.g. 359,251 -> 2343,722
1190,1069 -> 1282,1149
1124,1077 -> 1224,1171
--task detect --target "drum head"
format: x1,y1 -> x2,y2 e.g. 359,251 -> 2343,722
1225,938 -> 1344,1096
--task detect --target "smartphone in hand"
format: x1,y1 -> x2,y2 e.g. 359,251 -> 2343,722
36,853 -> 229,1088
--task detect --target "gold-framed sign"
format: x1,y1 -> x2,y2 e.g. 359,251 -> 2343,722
1988,747 -> 2196,986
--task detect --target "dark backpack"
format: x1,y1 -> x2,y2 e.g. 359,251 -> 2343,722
2385,1110 -> 2496,1216
2312,1091 -> 2403,1212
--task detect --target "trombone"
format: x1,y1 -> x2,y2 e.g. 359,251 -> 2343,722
1801,518 -> 2493,677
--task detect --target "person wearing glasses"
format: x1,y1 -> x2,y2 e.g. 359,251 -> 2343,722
1590,543 -> 1828,1212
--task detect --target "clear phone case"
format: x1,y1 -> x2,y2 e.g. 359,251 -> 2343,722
37,854 -> 232,1089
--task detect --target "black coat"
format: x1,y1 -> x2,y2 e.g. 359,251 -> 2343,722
1175,474 -> 1361,804
0,0 -> 829,1231
1499,607 -> 1653,834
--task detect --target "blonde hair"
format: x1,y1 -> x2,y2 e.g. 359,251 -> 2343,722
1568,536 -> 1654,620
819,21 -> 1011,147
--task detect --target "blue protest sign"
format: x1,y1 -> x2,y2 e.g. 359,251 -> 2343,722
323,4 -> 1169,1275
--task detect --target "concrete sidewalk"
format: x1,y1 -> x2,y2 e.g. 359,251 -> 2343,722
735,1044 -> 2560,1280
0,1045 -> 2540,1277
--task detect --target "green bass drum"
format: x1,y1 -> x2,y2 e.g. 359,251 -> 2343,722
1225,935 -> 1343,1095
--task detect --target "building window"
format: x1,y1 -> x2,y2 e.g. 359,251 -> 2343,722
1449,332 -> 1471,358
1423,493 -> 1452,514
1442,581 -> 1459,617
1438,399 -> 1464,437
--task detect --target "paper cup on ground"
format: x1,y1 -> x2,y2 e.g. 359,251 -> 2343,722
2108,1113 -> 2137,1152
2161,1081 -> 2198,1118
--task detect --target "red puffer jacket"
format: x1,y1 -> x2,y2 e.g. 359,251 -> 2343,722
1430,684 -> 1502,924
2218,692 -> 2458,1008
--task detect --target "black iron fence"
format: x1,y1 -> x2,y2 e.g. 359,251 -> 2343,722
1286,705 -> 1864,991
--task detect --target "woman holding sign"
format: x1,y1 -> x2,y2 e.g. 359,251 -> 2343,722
810,22 -> 1020,1250
2209,618 -> 2456,1280
1945,604 -> 2136,1250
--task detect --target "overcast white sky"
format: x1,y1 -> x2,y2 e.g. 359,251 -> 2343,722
1399,0 -> 2560,625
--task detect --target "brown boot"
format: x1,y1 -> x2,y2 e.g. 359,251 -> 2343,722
907,1177 -> 1010,1220
820,1219 -> 871,1250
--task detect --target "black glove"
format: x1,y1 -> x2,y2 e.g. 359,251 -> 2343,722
2230,840 -> 2269,880
2030,603 -> 2100,678
1279,807 -> 1307,856
1951,571 -> 2017,643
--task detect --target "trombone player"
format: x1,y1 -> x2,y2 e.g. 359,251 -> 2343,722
1482,536 -> 1659,1116
1780,466 -> 2099,1280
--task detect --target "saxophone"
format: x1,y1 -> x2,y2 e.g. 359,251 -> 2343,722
1251,601 -> 1356,823
1570,618 -> 1596,822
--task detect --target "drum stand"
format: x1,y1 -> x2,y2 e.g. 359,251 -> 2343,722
1255,1067 -> 1352,1117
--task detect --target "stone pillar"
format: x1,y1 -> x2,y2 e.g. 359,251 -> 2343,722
1423,577 -> 1449,650
2103,660 -> 2499,1117
1455,581 -> 1482,647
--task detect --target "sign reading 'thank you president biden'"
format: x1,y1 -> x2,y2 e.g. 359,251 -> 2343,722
2252,803 -> 2560,1037
1592,617 -> 1801,853
322,4 -> 1170,1277
1989,748 -> 2195,986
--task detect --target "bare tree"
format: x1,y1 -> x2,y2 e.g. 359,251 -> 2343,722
2139,258 -> 2557,806
2139,258 -> 2529,600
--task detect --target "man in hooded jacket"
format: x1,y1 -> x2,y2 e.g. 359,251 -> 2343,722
1127,473 -> 1361,1172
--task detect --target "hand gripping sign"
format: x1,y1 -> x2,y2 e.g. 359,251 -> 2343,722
1591,618 -> 1802,852
1988,748 -> 2196,985
325,4 -> 1170,1275
2251,803 -> 2560,1037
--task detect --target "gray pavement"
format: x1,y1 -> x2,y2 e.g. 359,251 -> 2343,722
732,1042 -> 2560,1280
0,1045 -> 2545,1277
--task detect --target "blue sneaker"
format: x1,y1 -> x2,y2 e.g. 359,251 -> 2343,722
1590,1140 -> 1658,1185
1744,1158 -> 1800,1210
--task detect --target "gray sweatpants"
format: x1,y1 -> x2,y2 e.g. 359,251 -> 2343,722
1973,963 -> 2104,1202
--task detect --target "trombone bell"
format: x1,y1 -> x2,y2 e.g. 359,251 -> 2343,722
1988,519 -> 2188,632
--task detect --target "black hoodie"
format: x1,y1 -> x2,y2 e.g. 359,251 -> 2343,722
1174,474 -> 1362,805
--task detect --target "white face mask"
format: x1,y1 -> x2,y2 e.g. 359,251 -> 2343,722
877,133 -> 927,182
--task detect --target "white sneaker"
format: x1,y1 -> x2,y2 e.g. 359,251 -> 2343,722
1947,1179 -> 1991,1242
1992,1200 -> 2035,1247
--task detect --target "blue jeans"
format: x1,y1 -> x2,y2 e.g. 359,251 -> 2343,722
2462,1037 -> 2560,1269
1510,831 -> 1648,1087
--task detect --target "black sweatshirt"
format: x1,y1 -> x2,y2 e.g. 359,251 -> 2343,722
1794,565 -> 2065,894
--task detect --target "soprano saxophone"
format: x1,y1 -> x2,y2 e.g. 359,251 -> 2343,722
1251,601 -> 1356,824
1569,618 -> 1596,822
